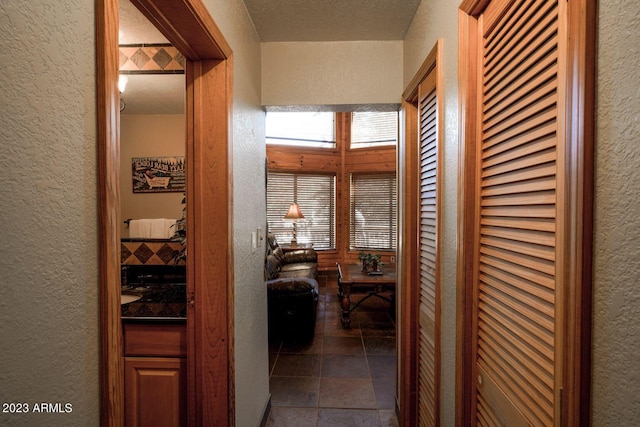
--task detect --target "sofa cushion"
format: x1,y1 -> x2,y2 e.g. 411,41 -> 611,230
284,249 -> 317,264
267,277 -> 318,296
279,262 -> 318,279
273,246 -> 285,263
265,254 -> 281,280
267,233 -> 278,251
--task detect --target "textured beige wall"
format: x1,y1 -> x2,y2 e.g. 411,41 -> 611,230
200,1 -> 270,426
592,0 -> 640,424
0,1 -> 100,425
119,114 -> 185,236
3,0 -> 636,424
262,41 -> 403,107
1,0 -> 267,426
403,1 -> 460,424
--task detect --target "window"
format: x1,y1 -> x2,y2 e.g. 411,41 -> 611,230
266,111 -> 336,148
350,111 -> 398,149
267,172 -> 336,250
350,173 -> 397,250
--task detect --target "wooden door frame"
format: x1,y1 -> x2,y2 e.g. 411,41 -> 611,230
96,0 -> 234,424
399,40 -> 443,427
456,0 -> 596,425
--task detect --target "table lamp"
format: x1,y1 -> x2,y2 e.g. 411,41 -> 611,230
283,203 -> 305,245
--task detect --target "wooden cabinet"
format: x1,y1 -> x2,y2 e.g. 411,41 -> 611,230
123,323 -> 187,427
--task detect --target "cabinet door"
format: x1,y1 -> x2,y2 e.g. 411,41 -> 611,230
125,357 -> 187,427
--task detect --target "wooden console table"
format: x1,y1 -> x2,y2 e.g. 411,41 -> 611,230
336,263 -> 396,328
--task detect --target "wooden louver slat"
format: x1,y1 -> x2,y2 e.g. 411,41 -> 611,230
474,0 -> 560,425
418,74 -> 439,426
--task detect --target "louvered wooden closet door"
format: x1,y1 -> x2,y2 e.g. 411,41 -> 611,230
418,71 -> 439,426
473,0 -> 562,425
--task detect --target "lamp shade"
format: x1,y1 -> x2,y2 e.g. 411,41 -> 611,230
283,203 -> 305,221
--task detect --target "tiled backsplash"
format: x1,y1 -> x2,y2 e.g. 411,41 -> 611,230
119,44 -> 185,73
121,240 -> 185,265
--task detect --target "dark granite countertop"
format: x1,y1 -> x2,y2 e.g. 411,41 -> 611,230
121,283 -> 186,320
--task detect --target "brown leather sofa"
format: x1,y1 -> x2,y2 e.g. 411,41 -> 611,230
265,233 -> 319,342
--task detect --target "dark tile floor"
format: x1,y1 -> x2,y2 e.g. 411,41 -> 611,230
267,276 -> 399,427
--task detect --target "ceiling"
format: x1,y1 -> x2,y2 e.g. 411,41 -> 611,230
243,0 -> 421,42
119,0 -> 421,114
119,0 -> 184,115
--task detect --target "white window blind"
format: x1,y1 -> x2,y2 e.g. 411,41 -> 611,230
266,112 -> 336,148
350,173 -> 397,250
267,172 -> 336,250
351,111 -> 398,149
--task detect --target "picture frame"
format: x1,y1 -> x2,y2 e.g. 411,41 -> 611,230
132,156 -> 185,193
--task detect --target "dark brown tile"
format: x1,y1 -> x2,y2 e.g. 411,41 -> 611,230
318,377 -> 377,409
355,311 -> 393,325
156,243 -> 177,264
266,407 -> 318,427
363,337 -> 396,355
281,336 -> 323,355
269,376 -> 320,407
269,352 -> 278,375
325,293 -> 340,303
378,409 -> 399,427
367,355 -> 396,378
317,408 -> 381,427
272,354 -> 321,377
360,323 -> 396,337
316,319 -> 325,336
356,295 -> 392,310
325,309 -> 340,322
133,243 -> 154,263
372,377 -> 395,409
152,48 -> 172,70
322,354 -> 369,378
323,336 -> 364,354
324,321 -> 362,338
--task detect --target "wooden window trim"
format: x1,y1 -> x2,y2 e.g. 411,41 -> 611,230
266,111 -> 397,268
346,145 -> 398,154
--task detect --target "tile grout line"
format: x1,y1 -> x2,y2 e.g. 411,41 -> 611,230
268,276 -> 398,426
